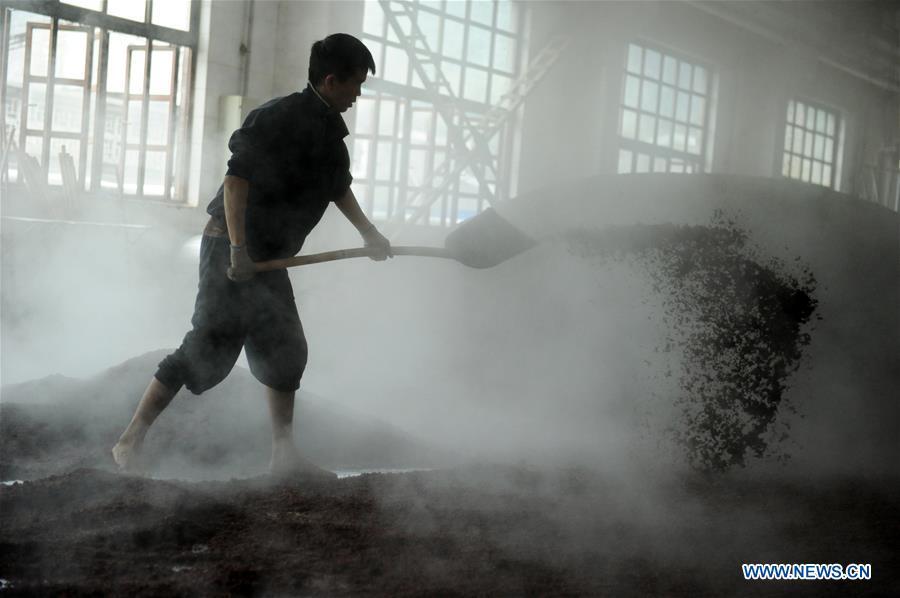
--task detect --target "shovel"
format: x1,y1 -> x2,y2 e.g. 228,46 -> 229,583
254,208 -> 537,272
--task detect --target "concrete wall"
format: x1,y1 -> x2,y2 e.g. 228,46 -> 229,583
516,1 -> 899,198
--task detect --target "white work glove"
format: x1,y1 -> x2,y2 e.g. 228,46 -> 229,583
361,225 -> 393,261
227,244 -> 256,282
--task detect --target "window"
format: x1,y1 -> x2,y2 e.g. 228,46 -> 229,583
781,99 -> 839,188
617,42 -> 711,174
354,0 -> 521,226
2,1 -> 196,201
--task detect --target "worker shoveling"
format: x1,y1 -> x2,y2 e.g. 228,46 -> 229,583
253,205 -> 817,473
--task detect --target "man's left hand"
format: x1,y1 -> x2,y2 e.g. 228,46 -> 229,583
361,225 -> 393,261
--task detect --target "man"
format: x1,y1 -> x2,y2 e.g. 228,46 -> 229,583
112,34 -> 390,476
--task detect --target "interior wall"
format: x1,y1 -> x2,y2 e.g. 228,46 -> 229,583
188,0 -> 279,208
516,1 -> 899,197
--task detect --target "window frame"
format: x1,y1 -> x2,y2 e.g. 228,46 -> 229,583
617,40 -> 714,175
1,0 -> 199,202
354,0 -> 522,227
780,97 -> 841,189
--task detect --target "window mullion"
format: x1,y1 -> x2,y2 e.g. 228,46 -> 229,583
136,36 -> 151,195
41,17 -> 59,177
89,27 -> 109,192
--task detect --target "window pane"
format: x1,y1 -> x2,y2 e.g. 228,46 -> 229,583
644,49 -> 661,80
815,109 -> 826,132
657,119 -> 673,147
467,25 -> 491,67
442,61 -> 461,96
147,101 -> 170,145
373,185 -> 390,220
30,27 -> 51,77
463,67 -> 488,103
813,134 -> 824,160
782,153 -> 790,177
149,49 -> 174,95
623,75 -> 640,108
653,156 -> 666,172
496,0 -> 515,31
659,85 -> 675,118
56,28 -> 89,79
690,95 -> 704,126
826,113 -> 835,136
627,44 -> 642,73
151,0 -> 191,31
675,91 -> 689,122
355,96 -> 376,135
408,148 -> 427,186
51,85 -> 84,133
123,149 -> 140,193
803,133 -> 813,157
363,1 -> 383,36
384,45 -> 408,85
784,126 -> 794,152
823,164 -> 832,185
621,109 -> 637,139
618,149 -> 633,173
446,1 -> 466,19
418,10 -> 440,44
442,20 -> 464,60
128,48 -> 146,94
26,82 -> 47,129
49,138 -> 80,185
638,113 -> 655,143
635,153 -> 650,173
375,141 -> 393,180
144,150 -> 167,195
678,62 -> 691,89
108,0 -> 146,22
490,73 -> 510,104
790,155 -> 800,178
693,66 -> 707,93
378,99 -> 396,135
411,110 -> 432,144
494,34 -> 515,73
107,32 -> 146,94
795,103 -> 805,127
805,107 -> 815,129
801,158 -> 811,181
470,1 -> 493,26
126,100 -> 143,143
640,80 -> 658,112
673,124 -> 687,152
792,129 -> 803,154
687,127 -> 701,155
824,137 -> 833,162
811,160 -> 822,184
662,56 -> 677,85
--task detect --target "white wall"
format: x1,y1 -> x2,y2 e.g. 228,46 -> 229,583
515,1 -> 899,198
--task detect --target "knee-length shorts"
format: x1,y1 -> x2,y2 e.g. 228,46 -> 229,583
155,235 -> 307,394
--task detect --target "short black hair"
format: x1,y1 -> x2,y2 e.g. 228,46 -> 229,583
309,33 -> 376,85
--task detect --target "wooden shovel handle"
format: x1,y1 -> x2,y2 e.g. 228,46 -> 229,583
254,246 -> 453,272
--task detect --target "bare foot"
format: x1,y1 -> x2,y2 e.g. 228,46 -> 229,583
269,441 -> 336,479
111,436 -> 144,473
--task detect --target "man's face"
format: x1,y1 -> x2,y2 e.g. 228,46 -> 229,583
320,69 -> 367,112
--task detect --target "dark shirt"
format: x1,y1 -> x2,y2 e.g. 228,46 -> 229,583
207,85 -> 352,260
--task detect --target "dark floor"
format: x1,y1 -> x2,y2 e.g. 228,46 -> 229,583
1,465 -> 897,597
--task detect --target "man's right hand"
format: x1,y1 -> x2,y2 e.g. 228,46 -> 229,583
227,244 -> 256,282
